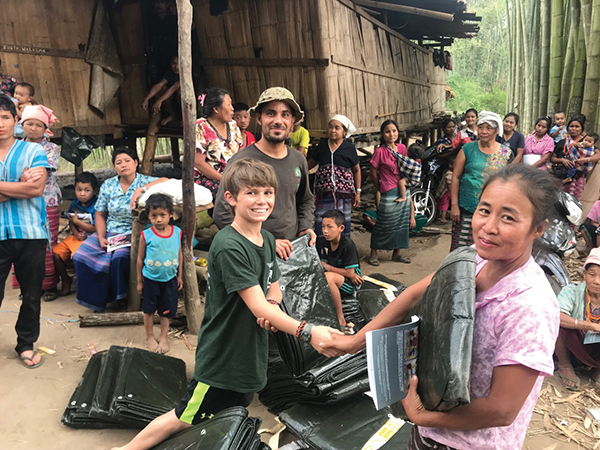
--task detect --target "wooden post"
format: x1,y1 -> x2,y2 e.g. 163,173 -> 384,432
127,217 -> 143,312
177,0 -> 204,335
170,137 -> 181,168
141,112 -> 161,175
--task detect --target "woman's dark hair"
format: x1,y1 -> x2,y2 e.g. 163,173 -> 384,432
0,94 -> 17,118
568,115 -> 586,132
144,193 -> 174,215
201,87 -> 230,118
480,164 -> 558,228
504,112 -> 520,125
535,116 -> 552,133
379,119 -> 400,147
112,146 -> 140,165
465,108 -> 478,117
441,118 -> 455,131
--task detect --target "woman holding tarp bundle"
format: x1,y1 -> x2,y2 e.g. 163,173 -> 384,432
323,164 -> 560,450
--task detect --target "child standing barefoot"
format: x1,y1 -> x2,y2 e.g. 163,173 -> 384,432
137,194 -> 183,354
436,159 -> 454,223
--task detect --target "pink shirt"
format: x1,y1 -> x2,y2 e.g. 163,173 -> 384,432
523,133 -> 554,156
420,255 -> 560,450
370,144 -> 408,193
587,200 -> 600,222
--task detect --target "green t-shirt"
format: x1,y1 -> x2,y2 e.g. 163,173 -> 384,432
193,225 -> 280,393
459,141 -> 512,213
290,126 -> 310,150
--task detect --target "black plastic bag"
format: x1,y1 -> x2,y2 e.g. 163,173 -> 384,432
280,395 -> 412,450
150,406 -> 267,450
60,127 -> 104,166
391,246 -> 476,417
275,235 -> 340,376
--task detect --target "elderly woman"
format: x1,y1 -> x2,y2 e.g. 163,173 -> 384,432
554,248 -> 600,389
308,115 -> 360,237
523,116 -> 555,168
450,111 -> 512,251
550,115 -> 600,200
324,164 -> 560,450
13,105 -> 61,301
194,88 -> 243,196
73,147 -> 167,312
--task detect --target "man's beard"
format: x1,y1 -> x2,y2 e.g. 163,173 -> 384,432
263,128 -> 289,143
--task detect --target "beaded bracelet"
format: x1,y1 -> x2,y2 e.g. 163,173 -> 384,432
296,321 -> 307,338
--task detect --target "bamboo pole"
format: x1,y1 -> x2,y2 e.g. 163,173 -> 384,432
177,0 -> 204,335
568,13 -> 587,116
560,0 -> 579,113
141,112 -> 161,175
353,0 -> 454,22
539,0 -> 551,114
547,0 -> 564,113
530,0 -> 541,123
582,0 -> 600,126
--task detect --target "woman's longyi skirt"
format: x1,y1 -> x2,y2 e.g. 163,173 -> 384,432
370,187 -> 410,250
314,195 -> 352,237
558,327 -> 600,368
72,232 -> 131,312
450,208 -> 474,251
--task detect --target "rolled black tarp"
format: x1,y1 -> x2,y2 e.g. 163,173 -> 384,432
280,395 -> 412,450
150,406 -> 268,450
391,246 -> 477,418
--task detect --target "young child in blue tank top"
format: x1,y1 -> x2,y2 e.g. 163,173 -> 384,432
137,193 -> 183,354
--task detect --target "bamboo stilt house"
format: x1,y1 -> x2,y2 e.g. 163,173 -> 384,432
0,0 -> 478,142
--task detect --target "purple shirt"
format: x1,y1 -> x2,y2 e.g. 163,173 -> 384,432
420,254 -> 559,450
588,200 -> 600,223
370,144 -> 407,193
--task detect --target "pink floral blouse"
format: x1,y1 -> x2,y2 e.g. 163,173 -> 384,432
194,118 -> 243,176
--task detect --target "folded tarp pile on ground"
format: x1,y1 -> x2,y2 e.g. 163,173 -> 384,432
62,345 -> 187,428
260,237 -> 403,414
280,394 -> 412,450
150,406 -> 270,450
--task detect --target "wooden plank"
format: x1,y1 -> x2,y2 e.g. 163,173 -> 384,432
331,56 -> 431,87
199,57 -> 330,67
0,44 -> 85,59
354,0 -> 454,21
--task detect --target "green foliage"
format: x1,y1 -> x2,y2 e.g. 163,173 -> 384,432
446,74 -> 507,114
445,0 -> 509,114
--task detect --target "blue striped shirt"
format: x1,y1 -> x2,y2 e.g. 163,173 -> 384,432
0,140 -> 50,240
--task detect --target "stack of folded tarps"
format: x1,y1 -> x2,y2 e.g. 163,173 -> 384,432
261,238 -> 401,414
62,345 -> 187,428
280,395 -> 412,450
151,407 -> 270,450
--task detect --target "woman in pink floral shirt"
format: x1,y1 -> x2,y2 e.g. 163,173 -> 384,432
194,88 -> 243,196
523,116 -> 554,169
324,164 -> 560,450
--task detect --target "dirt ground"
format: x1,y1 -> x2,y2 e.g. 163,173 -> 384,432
0,226 -> 595,449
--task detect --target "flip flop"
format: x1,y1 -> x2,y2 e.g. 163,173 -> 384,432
368,256 -> 380,266
557,369 -> 580,390
42,290 -> 59,302
19,354 -> 43,369
392,255 -> 411,264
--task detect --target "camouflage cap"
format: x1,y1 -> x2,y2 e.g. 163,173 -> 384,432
249,87 -> 304,122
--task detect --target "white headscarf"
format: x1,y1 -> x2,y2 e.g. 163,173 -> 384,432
330,114 -> 357,138
477,111 -> 503,136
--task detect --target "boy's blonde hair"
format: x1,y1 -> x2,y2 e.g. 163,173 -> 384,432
221,158 -> 278,198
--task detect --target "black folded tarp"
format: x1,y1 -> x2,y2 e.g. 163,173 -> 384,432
280,395 -> 412,450
358,274 -> 407,322
391,246 -> 477,418
150,406 -> 269,450
275,235 -> 341,376
63,345 -> 188,429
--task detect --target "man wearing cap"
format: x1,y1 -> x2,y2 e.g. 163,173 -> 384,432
213,87 -> 316,259
0,94 -> 49,369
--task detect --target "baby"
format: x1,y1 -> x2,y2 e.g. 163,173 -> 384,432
396,143 -> 425,202
13,82 -> 36,119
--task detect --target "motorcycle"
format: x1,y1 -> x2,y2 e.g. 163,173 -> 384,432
533,190 -> 582,294
411,146 -> 451,226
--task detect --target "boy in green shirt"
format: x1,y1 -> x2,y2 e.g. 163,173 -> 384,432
112,158 -> 341,450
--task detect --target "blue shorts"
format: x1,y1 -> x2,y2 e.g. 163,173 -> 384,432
142,276 -> 178,317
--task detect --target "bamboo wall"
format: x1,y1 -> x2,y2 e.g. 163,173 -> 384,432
193,0 -> 445,134
0,0 -> 122,135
